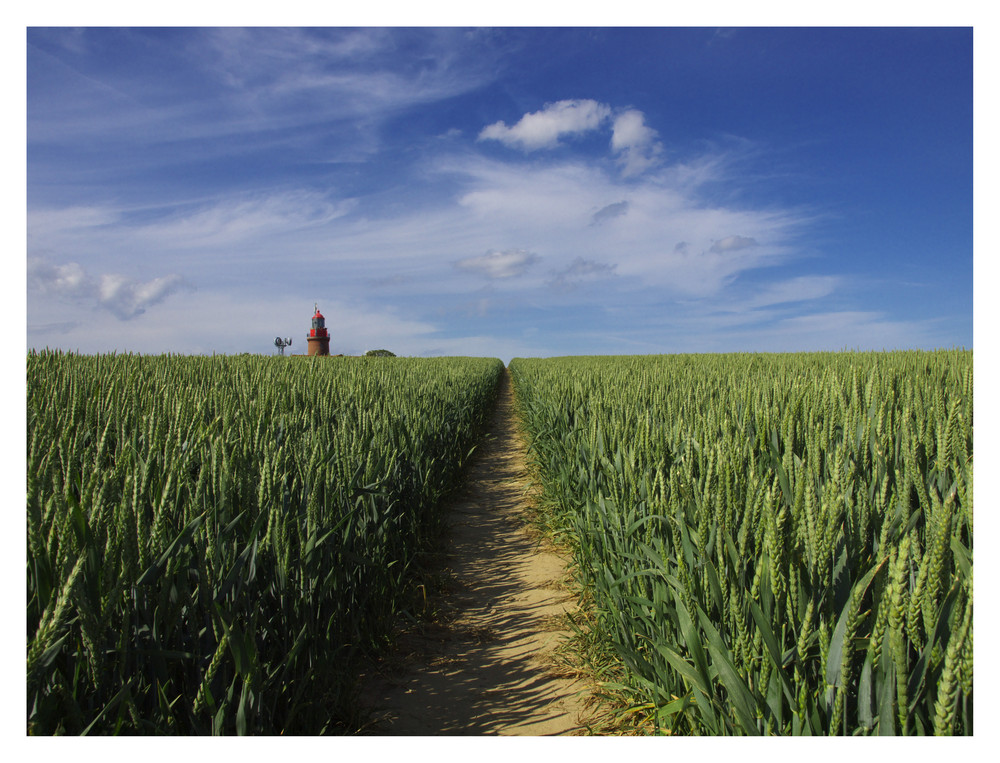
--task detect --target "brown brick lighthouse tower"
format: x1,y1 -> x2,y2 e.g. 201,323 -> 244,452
306,304 -> 331,356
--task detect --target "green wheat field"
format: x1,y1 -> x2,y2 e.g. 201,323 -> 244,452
27,349 -> 971,735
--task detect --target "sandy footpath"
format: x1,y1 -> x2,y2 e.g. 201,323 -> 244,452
357,367 -> 592,735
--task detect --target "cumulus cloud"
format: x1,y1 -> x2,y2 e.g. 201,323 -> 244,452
478,100 -> 664,178
548,257 -> 618,291
478,99 -> 611,151
28,258 -> 191,320
27,261 -> 93,300
100,273 -> 190,319
591,201 -> 629,225
611,110 -> 663,176
454,249 -> 540,279
710,235 -> 759,254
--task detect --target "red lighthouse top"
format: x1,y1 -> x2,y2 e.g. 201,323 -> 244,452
309,303 -> 328,338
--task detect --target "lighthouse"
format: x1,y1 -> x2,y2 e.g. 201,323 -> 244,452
306,304 -> 331,356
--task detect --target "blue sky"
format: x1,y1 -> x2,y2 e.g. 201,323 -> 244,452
25,25 -> 974,361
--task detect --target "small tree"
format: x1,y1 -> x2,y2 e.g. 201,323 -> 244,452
365,349 -> 396,357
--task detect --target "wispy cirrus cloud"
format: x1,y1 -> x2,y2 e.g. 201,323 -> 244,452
27,191 -> 355,265
200,27 -> 494,105
132,192 -> 354,249
547,257 -> 618,291
740,275 -> 841,310
29,27 -> 504,171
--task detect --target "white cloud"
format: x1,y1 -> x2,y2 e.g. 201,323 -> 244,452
478,99 -> 611,151
27,258 -> 191,320
25,141 -> 820,357
99,273 -> 189,320
478,101 -> 664,177
26,145 -> 809,322
611,110 -> 663,176
317,151 -> 805,301
455,249 -> 540,279
710,235 -> 759,254
27,261 -> 92,300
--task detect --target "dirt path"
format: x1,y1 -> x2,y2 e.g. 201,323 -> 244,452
357,367 -> 592,735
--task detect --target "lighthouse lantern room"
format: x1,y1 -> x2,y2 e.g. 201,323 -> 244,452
306,304 -> 331,356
